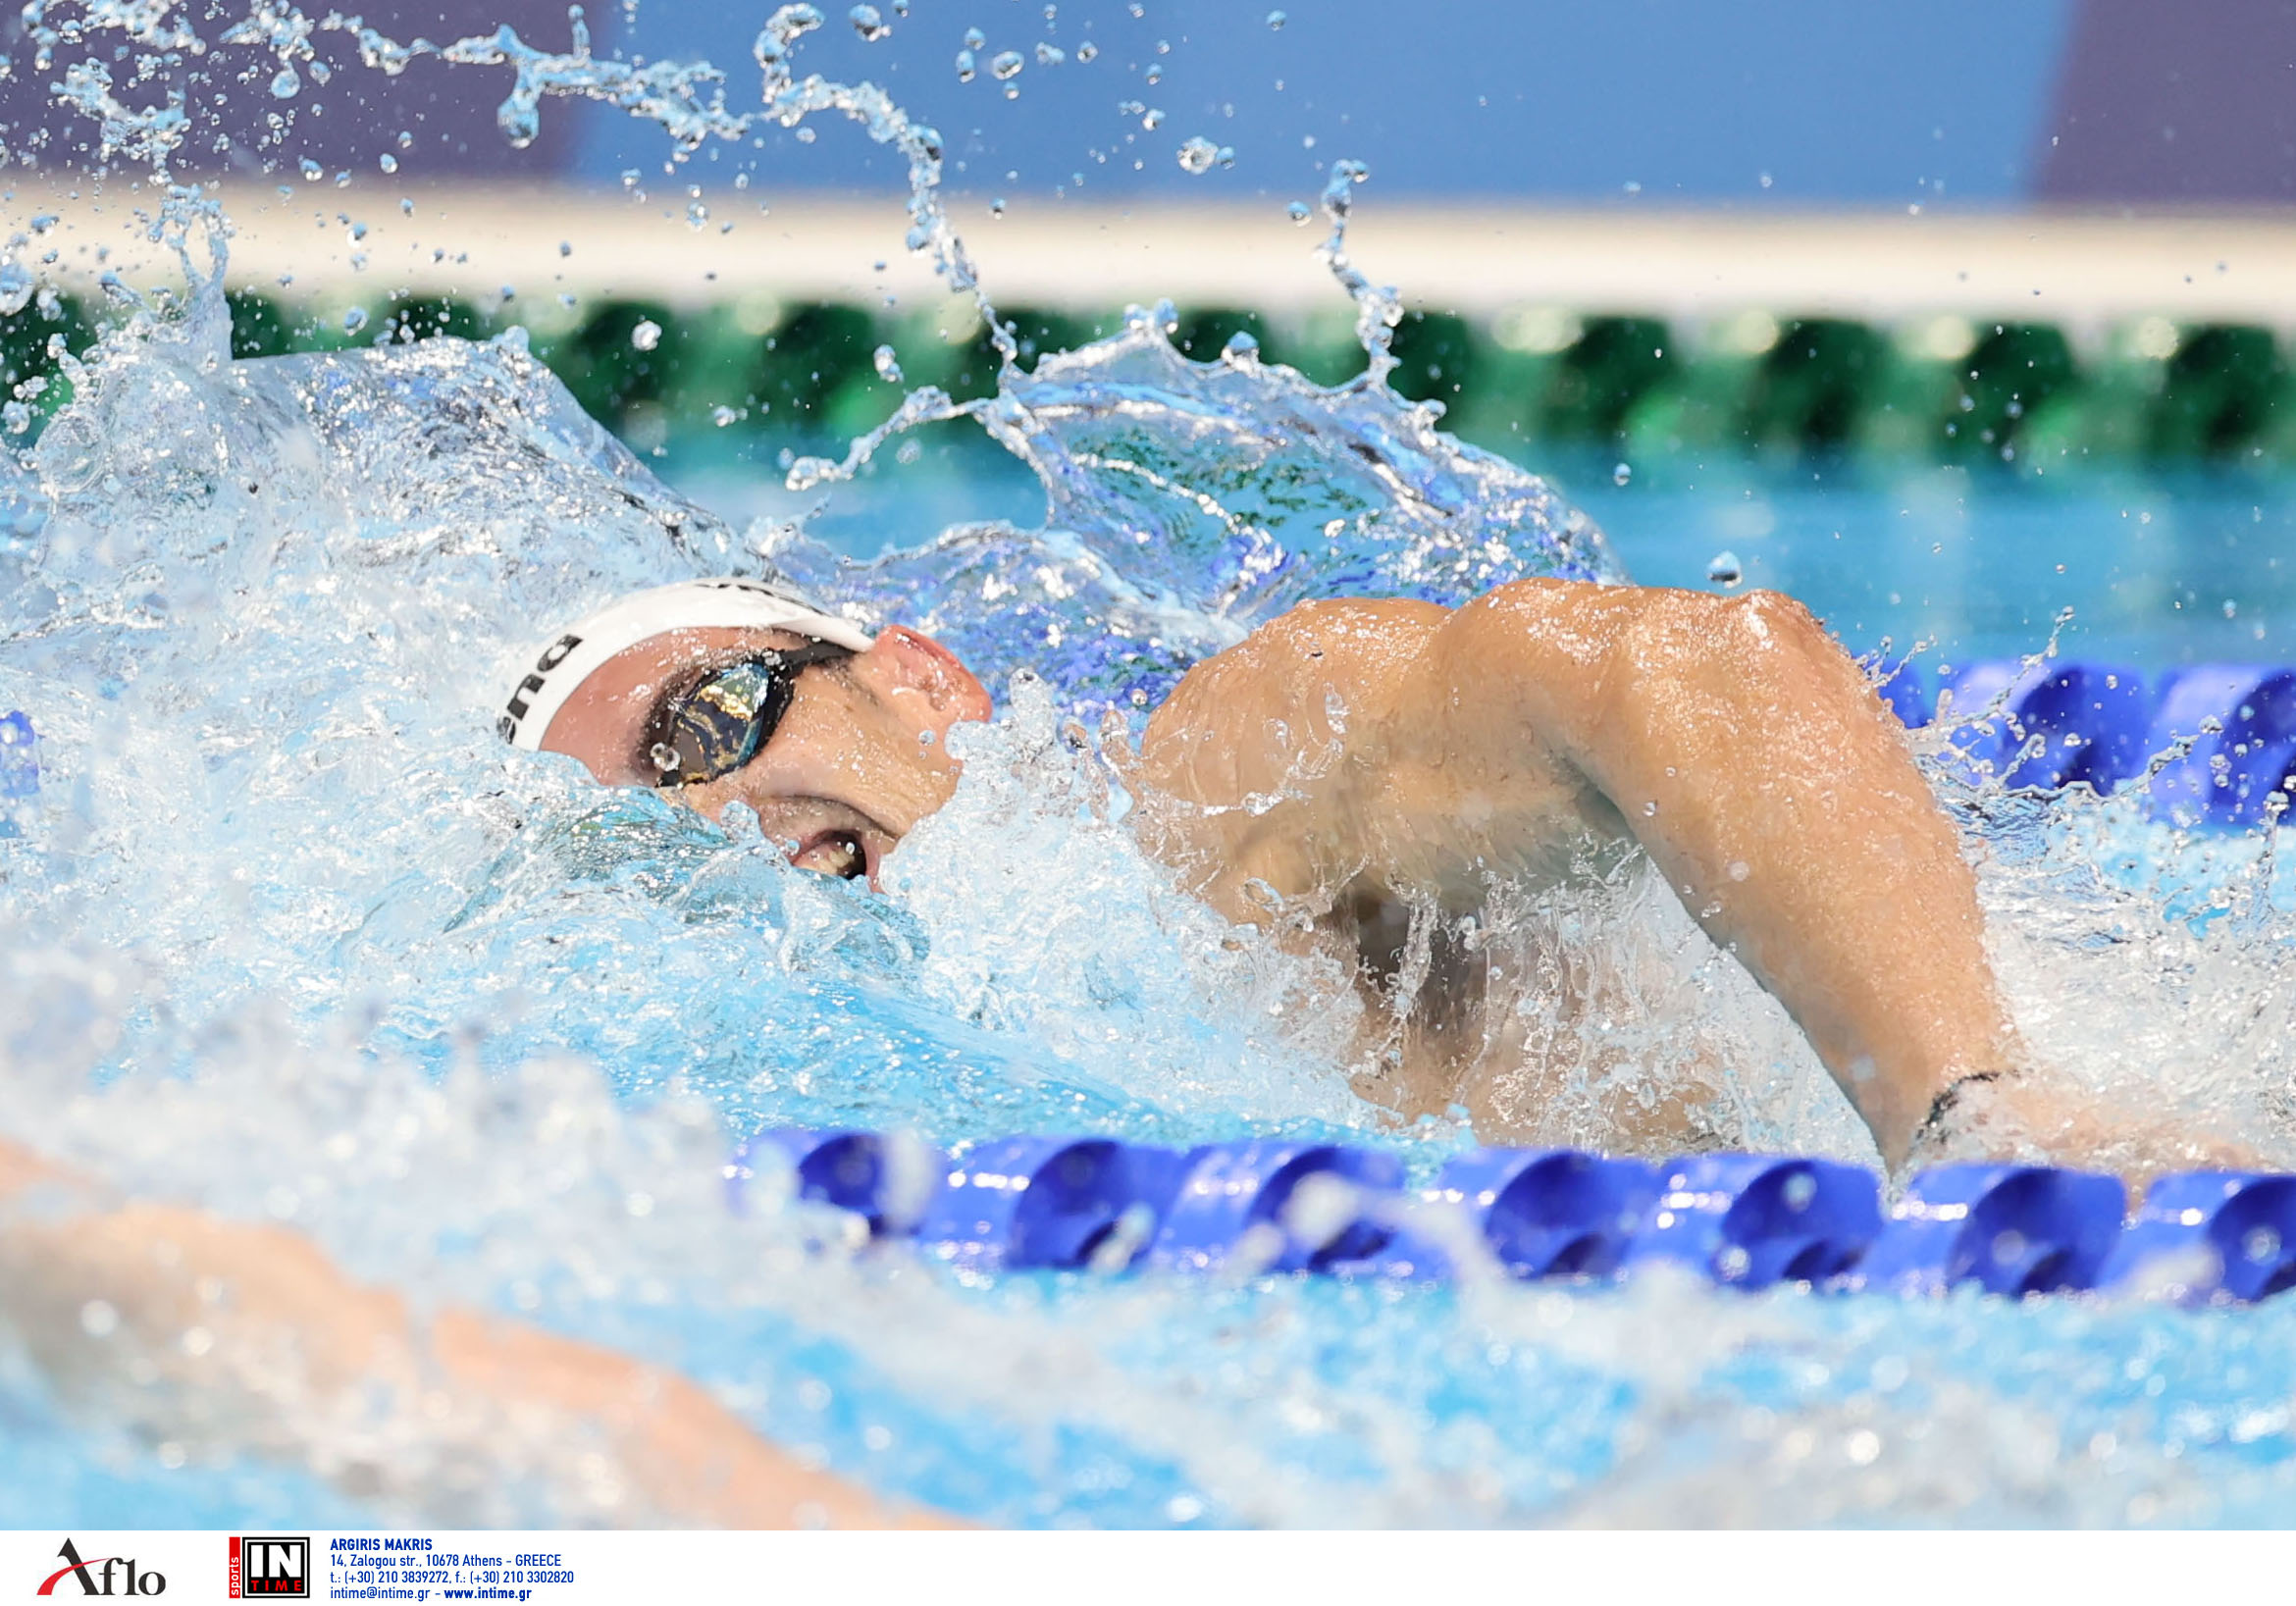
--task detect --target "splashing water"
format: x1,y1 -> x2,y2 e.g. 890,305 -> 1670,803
1,0 -> 2294,1530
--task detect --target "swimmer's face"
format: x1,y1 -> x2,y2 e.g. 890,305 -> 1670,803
537,623 -> 992,885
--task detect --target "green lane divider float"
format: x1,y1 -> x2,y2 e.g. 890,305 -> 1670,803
4,287 -> 2291,471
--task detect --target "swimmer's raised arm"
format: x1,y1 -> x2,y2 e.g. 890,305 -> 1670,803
0,1139 -> 949,1528
1436,581 -> 2019,1166
1134,579 -> 2017,1168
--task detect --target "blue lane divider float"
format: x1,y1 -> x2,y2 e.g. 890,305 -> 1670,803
1886,658 -> 2296,821
731,1127 -> 2296,1306
1850,1165 -> 2126,1297
2145,665 -> 2296,826
2102,1171 -> 2296,1304
1376,1148 -> 1660,1281
1621,1155 -> 1883,1290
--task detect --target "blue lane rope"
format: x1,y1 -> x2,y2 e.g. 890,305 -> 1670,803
728,1129 -> 2296,1306
1884,657 -> 2296,822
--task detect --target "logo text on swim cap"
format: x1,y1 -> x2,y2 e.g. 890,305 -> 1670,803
497,633 -> 581,742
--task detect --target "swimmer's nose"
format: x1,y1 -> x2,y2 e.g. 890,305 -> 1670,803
861,625 -> 993,726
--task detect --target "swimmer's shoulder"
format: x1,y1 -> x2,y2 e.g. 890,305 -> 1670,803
1146,596 -> 1448,738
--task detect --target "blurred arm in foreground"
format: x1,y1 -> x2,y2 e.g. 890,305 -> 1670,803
0,1137 -> 949,1528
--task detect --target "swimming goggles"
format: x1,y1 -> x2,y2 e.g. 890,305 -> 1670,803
646,641 -> 856,787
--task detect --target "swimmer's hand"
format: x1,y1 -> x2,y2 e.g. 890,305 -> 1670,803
1907,1070 -> 2270,1190
0,1138 -> 954,1528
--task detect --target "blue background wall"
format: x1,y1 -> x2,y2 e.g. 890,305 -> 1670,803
7,0 -> 2292,204
583,0 -> 2078,206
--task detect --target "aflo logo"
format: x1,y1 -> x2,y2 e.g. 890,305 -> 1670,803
35,1539 -> 167,1596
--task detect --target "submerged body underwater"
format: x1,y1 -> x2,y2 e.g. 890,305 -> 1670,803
2,1 -> 2295,1530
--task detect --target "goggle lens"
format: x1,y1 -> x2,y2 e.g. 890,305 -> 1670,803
650,642 -> 853,787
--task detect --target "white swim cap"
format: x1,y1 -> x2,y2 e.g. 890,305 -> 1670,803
498,577 -> 876,750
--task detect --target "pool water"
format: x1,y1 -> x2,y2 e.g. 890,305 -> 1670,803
0,0 -> 2293,1532
662,428 -> 2296,673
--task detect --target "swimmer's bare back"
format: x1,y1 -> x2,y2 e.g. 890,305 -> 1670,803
1127,578 -> 2019,1170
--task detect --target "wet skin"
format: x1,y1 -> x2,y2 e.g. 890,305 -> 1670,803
541,578 -> 2250,1177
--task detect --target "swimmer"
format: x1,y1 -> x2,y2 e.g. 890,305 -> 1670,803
504,576 -> 2255,1179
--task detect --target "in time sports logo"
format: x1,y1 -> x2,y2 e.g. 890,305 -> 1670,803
227,1537 -> 309,1600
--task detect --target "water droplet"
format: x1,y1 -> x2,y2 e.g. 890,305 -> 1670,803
785,454 -> 837,492
269,67 -> 300,98
1611,461 -> 1632,487
341,306 -> 368,336
1706,550 -> 1743,586
872,343 -> 904,383
2223,599 -> 2239,619
711,405 -> 741,427
1035,41 -> 1065,65
990,49 -> 1025,79
955,47 -> 976,80
650,742 -> 681,773
499,100 -> 541,148
1285,200 -> 1311,224
850,3 -> 889,40
1267,8 -> 1286,26
1076,40 -> 1098,61
378,153 -> 398,174
558,240 -> 573,257
1176,136 -> 1220,174
1782,1170 -> 1817,1210
964,26 -> 985,48
988,195 -> 1006,217
396,130 -> 414,149
2245,1224 -> 2282,1263
1221,330 -> 1259,362
298,158 -> 323,181
1141,106 -> 1165,130
631,319 -> 663,351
